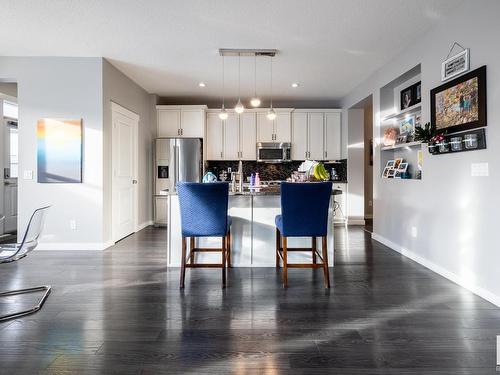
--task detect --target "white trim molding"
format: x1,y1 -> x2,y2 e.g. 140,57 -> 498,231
347,216 -> 365,225
372,232 -> 500,308
137,220 -> 154,231
37,241 -> 114,251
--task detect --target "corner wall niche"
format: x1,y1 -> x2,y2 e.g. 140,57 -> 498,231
379,64 -> 422,180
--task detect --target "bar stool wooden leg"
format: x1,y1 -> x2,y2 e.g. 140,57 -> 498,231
322,236 -> 330,288
180,237 -> 187,288
189,237 -> 195,265
226,229 -> 232,268
312,236 -> 317,264
282,236 -> 288,288
221,236 -> 227,287
275,228 -> 281,269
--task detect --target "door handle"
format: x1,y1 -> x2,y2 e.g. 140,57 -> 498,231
132,179 -> 138,184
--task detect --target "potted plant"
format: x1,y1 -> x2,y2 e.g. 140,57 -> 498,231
414,122 -> 443,153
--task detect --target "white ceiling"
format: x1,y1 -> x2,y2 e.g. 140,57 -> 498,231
1,0 -> 465,105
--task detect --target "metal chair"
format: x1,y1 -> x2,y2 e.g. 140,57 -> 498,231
0,206 -> 51,322
275,182 -> 333,288
177,182 -> 231,288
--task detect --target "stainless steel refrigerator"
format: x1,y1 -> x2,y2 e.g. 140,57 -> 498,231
154,138 -> 203,225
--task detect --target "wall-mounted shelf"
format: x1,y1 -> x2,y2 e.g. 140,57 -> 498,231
382,104 -> 421,121
381,141 -> 422,151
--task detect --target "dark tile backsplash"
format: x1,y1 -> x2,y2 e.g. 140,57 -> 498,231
205,159 -> 347,182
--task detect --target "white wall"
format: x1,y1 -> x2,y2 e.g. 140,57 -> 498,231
340,0 -> 500,306
0,57 -> 104,249
364,100 -> 373,218
346,108 -> 364,224
102,60 -> 157,244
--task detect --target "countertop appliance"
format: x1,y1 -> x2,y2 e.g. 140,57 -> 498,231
256,142 -> 291,163
154,138 -> 203,226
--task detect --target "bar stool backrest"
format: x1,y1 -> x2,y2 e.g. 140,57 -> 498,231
177,182 -> 229,237
280,182 -> 332,237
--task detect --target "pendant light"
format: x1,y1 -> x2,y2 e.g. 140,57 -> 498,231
219,55 -> 228,120
267,56 -> 276,120
234,54 -> 245,114
250,55 -> 261,107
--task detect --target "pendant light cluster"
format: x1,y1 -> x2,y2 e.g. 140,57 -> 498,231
218,49 -> 277,120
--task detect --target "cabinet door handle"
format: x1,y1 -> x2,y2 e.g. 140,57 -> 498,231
324,151 -> 327,158
220,151 -> 223,159
181,128 -> 183,136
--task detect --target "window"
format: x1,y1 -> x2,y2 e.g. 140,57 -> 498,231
3,100 -> 18,119
9,127 -> 18,178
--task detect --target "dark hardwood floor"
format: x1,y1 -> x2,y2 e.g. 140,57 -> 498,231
0,226 -> 498,374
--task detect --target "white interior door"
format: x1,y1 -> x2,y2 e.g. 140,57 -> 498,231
112,103 -> 139,242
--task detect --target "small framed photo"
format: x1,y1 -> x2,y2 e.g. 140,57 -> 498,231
387,169 -> 396,178
396,134 -> 407,144
415,114 -> 422,129
400,86 -> 413,110
399,116 -> 415,135
415,82 -> 421,102
397,162 -> 408,172
385,160 -> 395,168
394,158 -> 403,169
382,167 -> 391,178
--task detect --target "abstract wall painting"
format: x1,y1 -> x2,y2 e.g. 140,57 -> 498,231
37,118 -> 82,183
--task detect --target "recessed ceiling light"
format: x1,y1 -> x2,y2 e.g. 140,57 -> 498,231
291,82 -> 299,88
198,82 -> 206,87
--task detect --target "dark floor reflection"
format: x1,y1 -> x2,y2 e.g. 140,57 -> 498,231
0,226 -> 498,374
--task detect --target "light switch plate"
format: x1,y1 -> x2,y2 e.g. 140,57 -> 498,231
471,163 -> 489,177
23,170 -> 33,180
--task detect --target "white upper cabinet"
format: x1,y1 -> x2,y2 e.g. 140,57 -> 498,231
206,110 -> 257,160
157,105 -> 207,138
291,110 -> 341,160
224,112 -> 240,160
257,112 -> 274,142
206,112 -> 224,160
324,112 -> 341,160
157,109 -> 180,137
239,112 -> 257,160
275,111 -> 291,142
257,110 -> 292,143
307,113 -> 325,160
291,112 -> 308,160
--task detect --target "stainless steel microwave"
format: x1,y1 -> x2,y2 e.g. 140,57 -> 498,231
256,142 -> 291,163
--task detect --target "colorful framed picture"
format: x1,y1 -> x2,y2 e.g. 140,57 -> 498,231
431,65 -> 486,134
37,118 -> 83,183
399,116 -> 415,135
387,169 -> 396,178
385,160 -> 395,168
394,158 -> 403,169
397,162 -> 408,172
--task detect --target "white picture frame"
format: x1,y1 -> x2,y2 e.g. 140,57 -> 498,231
441,49 -> 469,82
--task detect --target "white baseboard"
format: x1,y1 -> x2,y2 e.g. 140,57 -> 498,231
37,241 -> 113,251
372,232 -> 500,308
137,220 -> 154,231
347,217 -> 365,226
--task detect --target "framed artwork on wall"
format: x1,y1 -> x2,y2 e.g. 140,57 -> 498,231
430,65 -> 486,134
37,118 -> 83,183
400,81 -> 422,110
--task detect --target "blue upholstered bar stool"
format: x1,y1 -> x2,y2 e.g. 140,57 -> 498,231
275,182 -> 333,288
177,182 -> 231,288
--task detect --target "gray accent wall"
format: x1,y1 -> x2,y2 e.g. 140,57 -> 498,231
340,0 -> 500,306
102,59 -> 157,244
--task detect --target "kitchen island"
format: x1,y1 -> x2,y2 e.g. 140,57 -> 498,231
166,187 -> 340,267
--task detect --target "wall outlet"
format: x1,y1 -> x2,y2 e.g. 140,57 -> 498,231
70,220 -> 77,231
23,170 -> 33,180
411,226 -> 418,238
471,162 -> 489,177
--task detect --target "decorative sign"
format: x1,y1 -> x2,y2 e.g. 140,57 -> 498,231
442,48 -> 469,82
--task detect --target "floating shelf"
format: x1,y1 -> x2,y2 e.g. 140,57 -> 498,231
382,104 -> 421,121
381,141 -> 422,151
